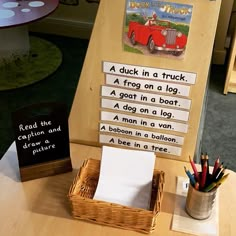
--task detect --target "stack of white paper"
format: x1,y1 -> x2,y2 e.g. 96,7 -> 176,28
93,146 -> 156,210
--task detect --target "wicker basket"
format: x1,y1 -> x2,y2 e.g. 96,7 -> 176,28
68,158 -> 165,234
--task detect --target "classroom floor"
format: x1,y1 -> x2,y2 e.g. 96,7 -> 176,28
201,64 -> 236,171
0,32 -> 235,171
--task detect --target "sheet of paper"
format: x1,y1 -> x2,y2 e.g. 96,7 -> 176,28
93,146 -> 155,210
172,176 -> 219,236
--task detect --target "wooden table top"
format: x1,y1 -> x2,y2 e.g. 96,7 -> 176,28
0,0 -> 59,28
0,142 -> 235,236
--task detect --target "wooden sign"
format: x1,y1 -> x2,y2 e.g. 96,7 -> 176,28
12,102 -> 72,181
69,0 -> 221,162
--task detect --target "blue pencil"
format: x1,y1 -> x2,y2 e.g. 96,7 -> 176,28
184,166 -> 196,186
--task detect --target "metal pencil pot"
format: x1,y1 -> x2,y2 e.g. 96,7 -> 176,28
185,183 -> 217,220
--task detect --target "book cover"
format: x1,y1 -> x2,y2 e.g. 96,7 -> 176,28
124,0 -> 193,59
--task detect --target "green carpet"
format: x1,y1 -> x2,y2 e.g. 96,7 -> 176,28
0,36 -> 62,91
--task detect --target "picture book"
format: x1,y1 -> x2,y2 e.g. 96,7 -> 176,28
124,0 -> 193,59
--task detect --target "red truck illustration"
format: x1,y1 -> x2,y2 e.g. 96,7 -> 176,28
127,21 -> 187,56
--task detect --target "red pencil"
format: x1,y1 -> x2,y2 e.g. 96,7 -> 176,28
205,153 -> 209,176
189,156 -> 199,182
200,161 -> 207,189
212,157 -> 220,176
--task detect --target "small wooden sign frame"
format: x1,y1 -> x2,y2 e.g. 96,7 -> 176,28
12,102 -> 72,181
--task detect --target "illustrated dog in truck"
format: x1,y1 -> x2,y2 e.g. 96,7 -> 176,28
127,18 -> 187,56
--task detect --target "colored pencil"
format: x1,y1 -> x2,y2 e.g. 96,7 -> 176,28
212,156 -> 220,176
200,153 -> 205,168
212,162 -> 224,180
200,161 -> 207,189
194,182 -> 199,190
216,166 -> 227,180
184,166 -> 196,186
205,153 -> 210,176
189,156 -> 199,182
204,173 -> 229,192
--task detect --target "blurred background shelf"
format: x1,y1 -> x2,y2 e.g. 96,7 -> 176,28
224,28 -> 236,94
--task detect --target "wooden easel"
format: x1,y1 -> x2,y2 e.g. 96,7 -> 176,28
69,0 -> 221,162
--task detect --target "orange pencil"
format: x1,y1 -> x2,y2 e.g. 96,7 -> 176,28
189,156 -> 199,182
195,182 -> 199,190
